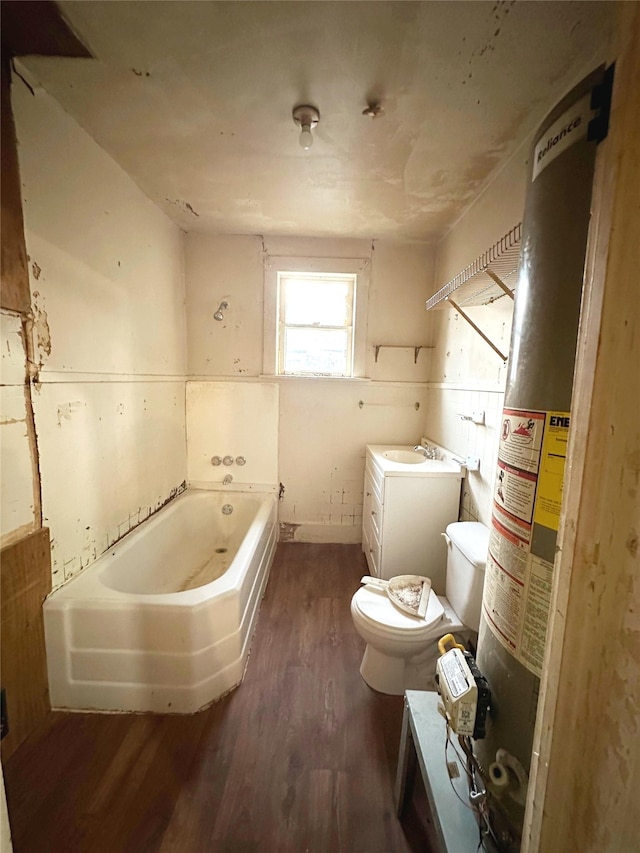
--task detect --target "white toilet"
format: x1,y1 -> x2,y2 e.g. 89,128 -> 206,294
350,521 -> 489,695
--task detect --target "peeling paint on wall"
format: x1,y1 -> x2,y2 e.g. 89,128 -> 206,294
52,480 -> 188,585
165,197 -> 199,218
31,291 -> 52,365
56,401 -> 85,426
105,481 -> 187,551
0,312 -> 41,544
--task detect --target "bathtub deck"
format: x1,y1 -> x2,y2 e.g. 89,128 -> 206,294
4,543 -> 437,853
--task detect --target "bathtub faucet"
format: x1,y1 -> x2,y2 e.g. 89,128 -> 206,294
223,474 -> 233,485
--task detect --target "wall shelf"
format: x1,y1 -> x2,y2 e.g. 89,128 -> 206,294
426,224 -> 522,362
426,223 -> 522,310
373,344 -> 433,364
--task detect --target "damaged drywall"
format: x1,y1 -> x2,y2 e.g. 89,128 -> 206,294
0,311 -> 40,545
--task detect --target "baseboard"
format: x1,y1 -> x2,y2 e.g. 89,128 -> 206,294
279,521 -> 362,545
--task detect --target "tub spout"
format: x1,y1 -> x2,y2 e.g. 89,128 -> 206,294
223,474 -> 233,485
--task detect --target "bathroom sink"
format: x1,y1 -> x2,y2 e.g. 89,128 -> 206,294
381,450 -> 425,465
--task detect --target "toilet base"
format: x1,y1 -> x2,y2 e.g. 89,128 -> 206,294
359,628 -> 471,695
359,643 -> 440,695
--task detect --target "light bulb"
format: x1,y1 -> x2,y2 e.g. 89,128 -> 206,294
299,124 -> 313,150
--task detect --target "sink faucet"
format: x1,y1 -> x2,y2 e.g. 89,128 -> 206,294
223,474 -> 233,485
414,443 -> 438,460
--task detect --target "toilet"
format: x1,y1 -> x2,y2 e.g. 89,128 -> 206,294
350,521 -> 489,695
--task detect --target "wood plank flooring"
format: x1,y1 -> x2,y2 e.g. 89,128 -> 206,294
4,543 -> 435,852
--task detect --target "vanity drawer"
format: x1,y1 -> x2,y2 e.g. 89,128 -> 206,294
365,460 -> 384,505
362,496 -> 375,550
363,525 -> 381,578
367,490 -> 383,542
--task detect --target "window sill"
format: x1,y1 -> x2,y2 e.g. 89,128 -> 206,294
259,374 -> 371,383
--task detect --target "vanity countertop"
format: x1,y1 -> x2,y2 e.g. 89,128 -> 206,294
367,445 -> 463,478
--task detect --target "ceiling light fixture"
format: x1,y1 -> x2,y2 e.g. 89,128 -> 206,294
362,102 -> 384,119
292,104 -> 320,150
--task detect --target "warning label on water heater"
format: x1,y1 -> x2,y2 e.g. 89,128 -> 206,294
482,408 -> 570,677
534,414 -> 570,531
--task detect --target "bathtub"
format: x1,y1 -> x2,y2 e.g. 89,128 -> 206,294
43,489 -> 278,713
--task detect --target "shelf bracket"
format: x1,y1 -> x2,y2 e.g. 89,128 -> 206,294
485,268 -> 515,300
373,344 -> 431,364
447,299 -> 508,362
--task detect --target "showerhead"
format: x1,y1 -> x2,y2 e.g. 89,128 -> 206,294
214,300 -> 229,321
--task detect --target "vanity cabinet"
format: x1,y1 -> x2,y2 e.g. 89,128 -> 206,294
361,446 -> 463,593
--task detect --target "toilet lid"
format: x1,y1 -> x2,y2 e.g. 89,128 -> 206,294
354,585 -> 444,634
446,521 -> 490,568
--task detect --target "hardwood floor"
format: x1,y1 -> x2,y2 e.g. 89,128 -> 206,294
4,543 -> 435,852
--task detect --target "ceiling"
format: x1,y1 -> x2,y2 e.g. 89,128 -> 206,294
18,1 -> 614,241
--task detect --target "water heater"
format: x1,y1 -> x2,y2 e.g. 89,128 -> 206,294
475,66 -> 613,849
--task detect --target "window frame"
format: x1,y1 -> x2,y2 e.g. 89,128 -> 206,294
263,256 -> 370,379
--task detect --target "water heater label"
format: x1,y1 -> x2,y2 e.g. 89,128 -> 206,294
534,414 -> 570,531
482,408 -> 570,677
532,93 -> 593,181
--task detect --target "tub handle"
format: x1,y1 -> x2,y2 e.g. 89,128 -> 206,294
236,456 -> 246,466
211,456 -> 222,466
223,456 -> 234,466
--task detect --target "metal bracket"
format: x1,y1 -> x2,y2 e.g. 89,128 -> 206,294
447,298 -> 508,362
373,344 -> 431,363
484,268 -> 514,300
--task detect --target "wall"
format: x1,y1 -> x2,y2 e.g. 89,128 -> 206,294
12,78 -> 187,590
1,56 -> 29,315
187,381 -> 279,492
426,41 -> 615,529
186,234 -> 435,542
0,61 -> 48,790
424,147 -> 528,526
0,313 -> 38,545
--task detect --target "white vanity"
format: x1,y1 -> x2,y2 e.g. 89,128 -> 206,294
362,445 -> 463,593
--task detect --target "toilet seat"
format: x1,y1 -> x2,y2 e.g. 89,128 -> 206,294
352,585 -> 444,637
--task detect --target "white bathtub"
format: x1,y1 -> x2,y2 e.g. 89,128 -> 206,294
43,489 -> 278,713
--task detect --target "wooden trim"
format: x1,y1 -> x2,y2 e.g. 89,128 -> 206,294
1,528 -> 52,761
1,57 -> 30,314
523,5 -> 640,851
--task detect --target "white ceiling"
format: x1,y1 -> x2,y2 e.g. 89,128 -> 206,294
20,1 -> 614,241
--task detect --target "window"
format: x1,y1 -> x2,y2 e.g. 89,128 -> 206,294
278,272 -> 355,376
263,256 -> 369,378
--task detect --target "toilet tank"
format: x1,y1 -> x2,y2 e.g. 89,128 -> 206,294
445,521 -> 490,632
